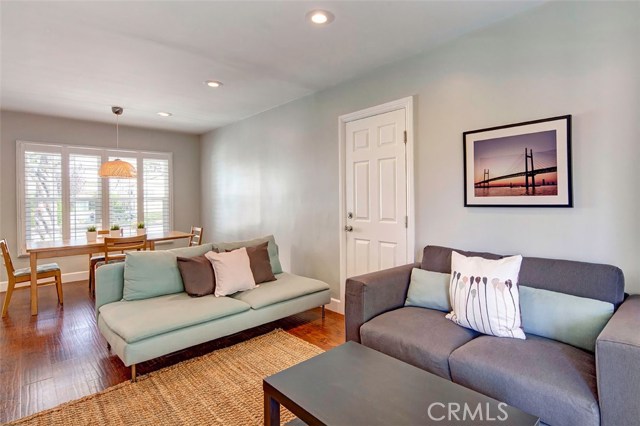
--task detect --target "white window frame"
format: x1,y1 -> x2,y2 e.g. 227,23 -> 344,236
17,140 -> 173,255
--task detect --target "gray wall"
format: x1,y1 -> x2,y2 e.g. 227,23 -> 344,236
201,1 -> 640,298
0,110 -> 201,282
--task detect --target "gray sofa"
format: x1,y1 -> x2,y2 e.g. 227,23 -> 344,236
346,245 -> 640,426
95,242 -> 331,381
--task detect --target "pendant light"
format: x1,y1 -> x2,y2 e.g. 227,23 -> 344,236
99,106 -> 137,178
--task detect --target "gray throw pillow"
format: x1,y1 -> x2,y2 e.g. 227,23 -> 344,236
213,235 -> 282,274
177,255 -> 215,297
228,242 -> 276,284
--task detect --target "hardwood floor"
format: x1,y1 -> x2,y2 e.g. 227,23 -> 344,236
0,281 -> 345,423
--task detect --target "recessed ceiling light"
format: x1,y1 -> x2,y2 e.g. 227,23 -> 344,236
157,112 -> 172,117
307,10 -> 334,25
205,80 -> 223,88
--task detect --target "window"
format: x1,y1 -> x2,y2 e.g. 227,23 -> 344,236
69,153 -> 102,239
108,156 -> 137,234
18,141 -> 172,253
23,148 -> 63,244
143,157 -> 171,234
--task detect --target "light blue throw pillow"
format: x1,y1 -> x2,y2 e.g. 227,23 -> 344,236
519,286 -> 614,352
123,244 -> 214,301
405,268 -> 452,312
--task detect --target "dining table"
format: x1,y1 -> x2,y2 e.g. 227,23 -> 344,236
25,230 -> 193,315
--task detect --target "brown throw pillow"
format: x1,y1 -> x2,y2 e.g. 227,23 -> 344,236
227,241 -> 276,284
177,255 -> 215,297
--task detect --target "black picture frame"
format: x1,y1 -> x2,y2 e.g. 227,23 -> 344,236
463,115 -> 572,207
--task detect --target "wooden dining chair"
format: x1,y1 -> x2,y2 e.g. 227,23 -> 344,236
89,234 -> 147,296
1,239 -> 63,317
189,226 -> 204,246
86,229 -> 115,292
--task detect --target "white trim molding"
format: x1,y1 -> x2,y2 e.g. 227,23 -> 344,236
0,270 -> 88,293
337,96 -> 416,315
325,298 -> 342,314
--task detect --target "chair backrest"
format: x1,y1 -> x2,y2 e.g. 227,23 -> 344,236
103,235 -> 147,262
98,230 -> 110,235
0,239 -> 15,276
189,226 -> 204,246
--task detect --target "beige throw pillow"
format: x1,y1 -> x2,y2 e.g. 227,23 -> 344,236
446,251 -> 525,339
205,248 -> 256,297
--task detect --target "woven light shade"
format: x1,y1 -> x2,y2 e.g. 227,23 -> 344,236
100,106 -> 137,178
99,159 -> 137,178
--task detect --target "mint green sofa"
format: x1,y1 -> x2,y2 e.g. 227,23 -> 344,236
95,242 -> 331,380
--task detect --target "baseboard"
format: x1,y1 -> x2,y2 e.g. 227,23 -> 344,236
0,271 -> 88,293
325,297 -> 344,315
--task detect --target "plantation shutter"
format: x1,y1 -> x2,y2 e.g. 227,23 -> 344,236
143,157 -> 170,234
69,153 -> 103,238
18,142 -> 172,253
107,156 -> 137,234
23,149 -> 63,245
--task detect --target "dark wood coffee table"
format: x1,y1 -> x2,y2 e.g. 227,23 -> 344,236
263,341 -> 539,425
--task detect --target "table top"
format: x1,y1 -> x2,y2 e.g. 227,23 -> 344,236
26,230 -> 193,253
264,341 -> 539,426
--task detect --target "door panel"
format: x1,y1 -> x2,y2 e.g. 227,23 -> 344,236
345,108 -> 407,279
379,241 -> 397,270
378,157 -> 397,222
354,161 -> 370,221
354,238 -> 371,276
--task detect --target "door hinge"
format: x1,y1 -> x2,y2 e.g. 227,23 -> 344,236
403,130 -> 407,144
405,216 -> 408,228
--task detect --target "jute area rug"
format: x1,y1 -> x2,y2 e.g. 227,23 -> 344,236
10,330 -> 324,426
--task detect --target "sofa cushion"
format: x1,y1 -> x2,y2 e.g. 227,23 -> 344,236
99,293 -> 250,343
230,272 -> 329,309
359,307 -> 479,380
228,242 -> 276,284
123,251 -> 184,301
520,286 -> 614,352
449,334 -> 599,426
169,243 -> 215,258
447,252 -> 525,339
177,255 -> 215,297
206,248 -> 256,297
123,243 -> 215,301
212,235 -> 282,274
421,245 -> 625,306
405,268 -> 451,312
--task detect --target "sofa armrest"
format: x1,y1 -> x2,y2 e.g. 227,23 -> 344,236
596,294 -> 640,426
345,262 -> 419,342
95,262 -> 125,318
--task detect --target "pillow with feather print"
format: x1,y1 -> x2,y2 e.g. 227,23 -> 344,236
446,251 -> 525,339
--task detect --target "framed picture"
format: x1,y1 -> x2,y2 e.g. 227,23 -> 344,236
463,115 -> 572,207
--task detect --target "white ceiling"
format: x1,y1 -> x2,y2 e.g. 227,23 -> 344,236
1,1 -> 543,134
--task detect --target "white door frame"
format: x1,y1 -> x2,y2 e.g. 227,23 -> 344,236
337,96 -> 416,314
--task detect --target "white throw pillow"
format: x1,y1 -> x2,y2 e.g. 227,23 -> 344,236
446,251 -> 525,339
205,248 -> 256,297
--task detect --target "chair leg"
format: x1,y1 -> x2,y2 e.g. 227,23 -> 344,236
55,271 -> 64,306
89,264 -> 95,295
1,278 -> 16,318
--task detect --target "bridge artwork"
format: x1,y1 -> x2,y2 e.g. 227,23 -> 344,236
475,147 -> 557,195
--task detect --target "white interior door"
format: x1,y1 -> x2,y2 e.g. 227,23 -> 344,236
345,108 -> 407,278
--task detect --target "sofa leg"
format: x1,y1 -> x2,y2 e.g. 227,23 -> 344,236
321,305 -> 325,319
131,364 -> 137,383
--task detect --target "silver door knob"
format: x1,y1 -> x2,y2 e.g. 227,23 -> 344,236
344,225 -> 353,232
